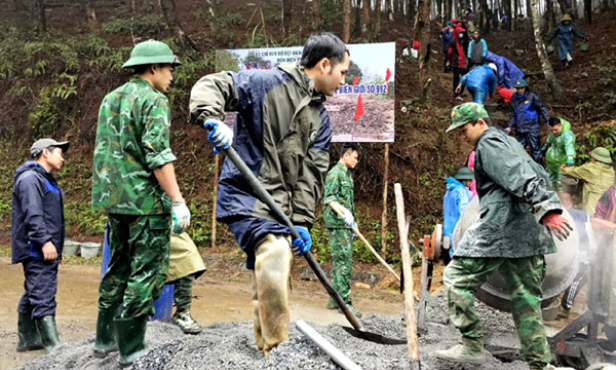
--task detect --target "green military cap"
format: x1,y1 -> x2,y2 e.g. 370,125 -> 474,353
122,40 -> 182,69
446,102 -> 490,133
513,79 -> 528,88
454,167 -> 474,180
590,147 -> 613,164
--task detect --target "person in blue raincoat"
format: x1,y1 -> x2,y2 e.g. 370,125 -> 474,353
456,64 -> 497,104
548,14 -> 586,69
484,51 -> 524,89
443,167 -> 474,259
505,79 -> 550,164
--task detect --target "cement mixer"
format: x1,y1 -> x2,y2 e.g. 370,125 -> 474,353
441,197 -> 580,312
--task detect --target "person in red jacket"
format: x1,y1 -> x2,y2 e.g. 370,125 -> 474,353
447,23 -> 468,100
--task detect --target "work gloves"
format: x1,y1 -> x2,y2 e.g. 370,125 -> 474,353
541,211 -> 573,241
172,200 -> 191,234
291,226 -> 312,257
566,156 -> 574,166
339,206 -> 355,228
203,119 -> 233,154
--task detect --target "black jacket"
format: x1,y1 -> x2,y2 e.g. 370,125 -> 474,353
11,161 -> 65,263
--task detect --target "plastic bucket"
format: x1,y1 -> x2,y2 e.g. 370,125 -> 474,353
81,242 -> 101,258
580,42 -> 589,52
547,44 -> 555,54
102,225 -> 174,321
63,240 -> 80,256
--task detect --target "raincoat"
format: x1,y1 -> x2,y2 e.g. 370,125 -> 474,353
595,185 -> 616,221
455,127 -> 561,258
544,118 -> 576,190
562,161 -> 615,215
443,177 -> 473,239
485,51 -> 525,89
460,65 -> 497,104
548,22 -> 585,62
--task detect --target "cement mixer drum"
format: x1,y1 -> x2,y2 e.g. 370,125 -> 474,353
452,197 -> 580,312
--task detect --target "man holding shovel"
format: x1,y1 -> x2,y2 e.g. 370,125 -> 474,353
437,102 -> 572,370
189,33 -> 350,355
324,143 -> 361,317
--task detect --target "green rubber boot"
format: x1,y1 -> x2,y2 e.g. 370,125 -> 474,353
172,311 -> 202,334
115,316 -> 148,367
93,309 -> 118,358
35,316 -> 65,354
434,337 -> 487,364
17,313 -> 43,352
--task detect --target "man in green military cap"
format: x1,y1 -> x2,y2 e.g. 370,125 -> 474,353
561,146 -> 615,215
91,39 -> 191,367
323,143 -> 361,317
437,102 -> 572,370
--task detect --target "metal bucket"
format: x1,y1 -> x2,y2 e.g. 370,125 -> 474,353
452,197 -> 580,312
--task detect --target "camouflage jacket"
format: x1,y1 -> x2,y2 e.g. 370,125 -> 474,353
92,77 -> 176,215
323,161 -> 354,229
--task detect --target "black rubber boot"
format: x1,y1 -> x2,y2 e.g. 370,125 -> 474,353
115,316 -> 148,367
93,308 -> 119,358
17,313 -> 43,352
35,316 -> 65,353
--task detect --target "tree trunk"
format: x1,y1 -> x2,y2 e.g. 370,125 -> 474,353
480,0 -> 490,32
416,0 -> 431,101
79,0 -> 99,34
363,0 -> 371,33
409,0 -> 417,23
313,0 -> 321,31
583,0 -> 591,23
545,0 -> 555,34
282,0 -> 292,38
555,0 -> 570,14
354,0 -> 362,37
445,0 -> 451,21
531,0 -> 563,97
525,0 -> 531,16
504,0 -> 511,30
374,0 -> 382,38
512,0 -> 517,29
36,0 -> 46,32
343,0 -> 352,42
159,0 -> 199,52
388,0 -> 394,22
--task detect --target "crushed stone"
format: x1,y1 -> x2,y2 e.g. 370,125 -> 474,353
21,292 -> 529,370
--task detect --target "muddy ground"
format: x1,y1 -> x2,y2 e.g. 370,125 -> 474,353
1,255 -> 589,370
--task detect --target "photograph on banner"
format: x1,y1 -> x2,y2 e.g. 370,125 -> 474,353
215,42 -> 395,143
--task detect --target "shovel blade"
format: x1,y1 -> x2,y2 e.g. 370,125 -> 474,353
341,326 -> 407,345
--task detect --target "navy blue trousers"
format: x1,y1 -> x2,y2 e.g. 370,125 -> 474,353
516,131 -> 543,164
18,259 -> 60,318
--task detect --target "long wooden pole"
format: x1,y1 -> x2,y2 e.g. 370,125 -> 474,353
394,183 -> 420,369
210,155 -> 219,249
381,143 -> 390,257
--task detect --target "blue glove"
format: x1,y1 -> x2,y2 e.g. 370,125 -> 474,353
203,119 -> 233,154
291,226 -> 312,257
566,156 -> 574,166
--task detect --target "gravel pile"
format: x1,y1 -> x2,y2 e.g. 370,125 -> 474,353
22,293 -> 529,370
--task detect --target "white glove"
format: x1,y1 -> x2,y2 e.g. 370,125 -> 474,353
204,118 -> 233,153
340,206 -> 355,228
172,200 -> 191,234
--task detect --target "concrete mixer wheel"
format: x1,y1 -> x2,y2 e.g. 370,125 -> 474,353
555,333 -> 589,369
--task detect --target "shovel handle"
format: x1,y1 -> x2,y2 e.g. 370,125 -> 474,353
221,146 -> 364,332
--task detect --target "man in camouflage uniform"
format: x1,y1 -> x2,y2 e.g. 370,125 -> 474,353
323,143 -> 361,317
91,40 -> 191,367
437,102 -> 573,370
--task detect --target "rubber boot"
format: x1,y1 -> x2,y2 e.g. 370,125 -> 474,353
93,308 -> 118,358
172,311 -> 201,334
17,313 -> 43,352
326,298 -> 338,310
251,274 -> 265,350
115,316 -> 148,367
434,337 -> 487,364
35,316 -> 65,354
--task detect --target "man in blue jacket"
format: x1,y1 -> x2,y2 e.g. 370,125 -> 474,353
456,64 -> 497,104
505,79 -> 550,164
189,33 -> 349,355
11,138 -> 69,354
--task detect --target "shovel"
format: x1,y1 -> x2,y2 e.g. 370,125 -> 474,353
218,144 -> 406,345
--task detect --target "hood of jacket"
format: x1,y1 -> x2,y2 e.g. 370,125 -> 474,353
14,161 -> 52,183
277,63 -> 327,104
446,177 -> 465,191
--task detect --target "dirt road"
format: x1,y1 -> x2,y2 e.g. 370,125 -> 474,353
0,256 -> 405,370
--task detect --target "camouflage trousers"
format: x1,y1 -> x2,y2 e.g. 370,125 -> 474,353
443,256 -> 551,369
172,275 -> 194,314
328,228 -> 354,305
98,214 -> 171,318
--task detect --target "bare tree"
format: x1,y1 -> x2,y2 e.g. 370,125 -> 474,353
555,0 -> 571,15
363,0 -> 371,33
79,0 -> 99,34
374,0 -> 382,38
343,0 -> 351,42
313,0 -> 321,31
159,0 -> 199,52
416,0 -> 432,101
583,0 -> 591,23
36,0 -> 46,32
530,0 -> 563,97
545,0 -> 555,33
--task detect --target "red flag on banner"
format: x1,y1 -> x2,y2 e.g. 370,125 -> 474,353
385,68 -> 391,82
354,95 -> 364,121
352,76 -> 359,86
